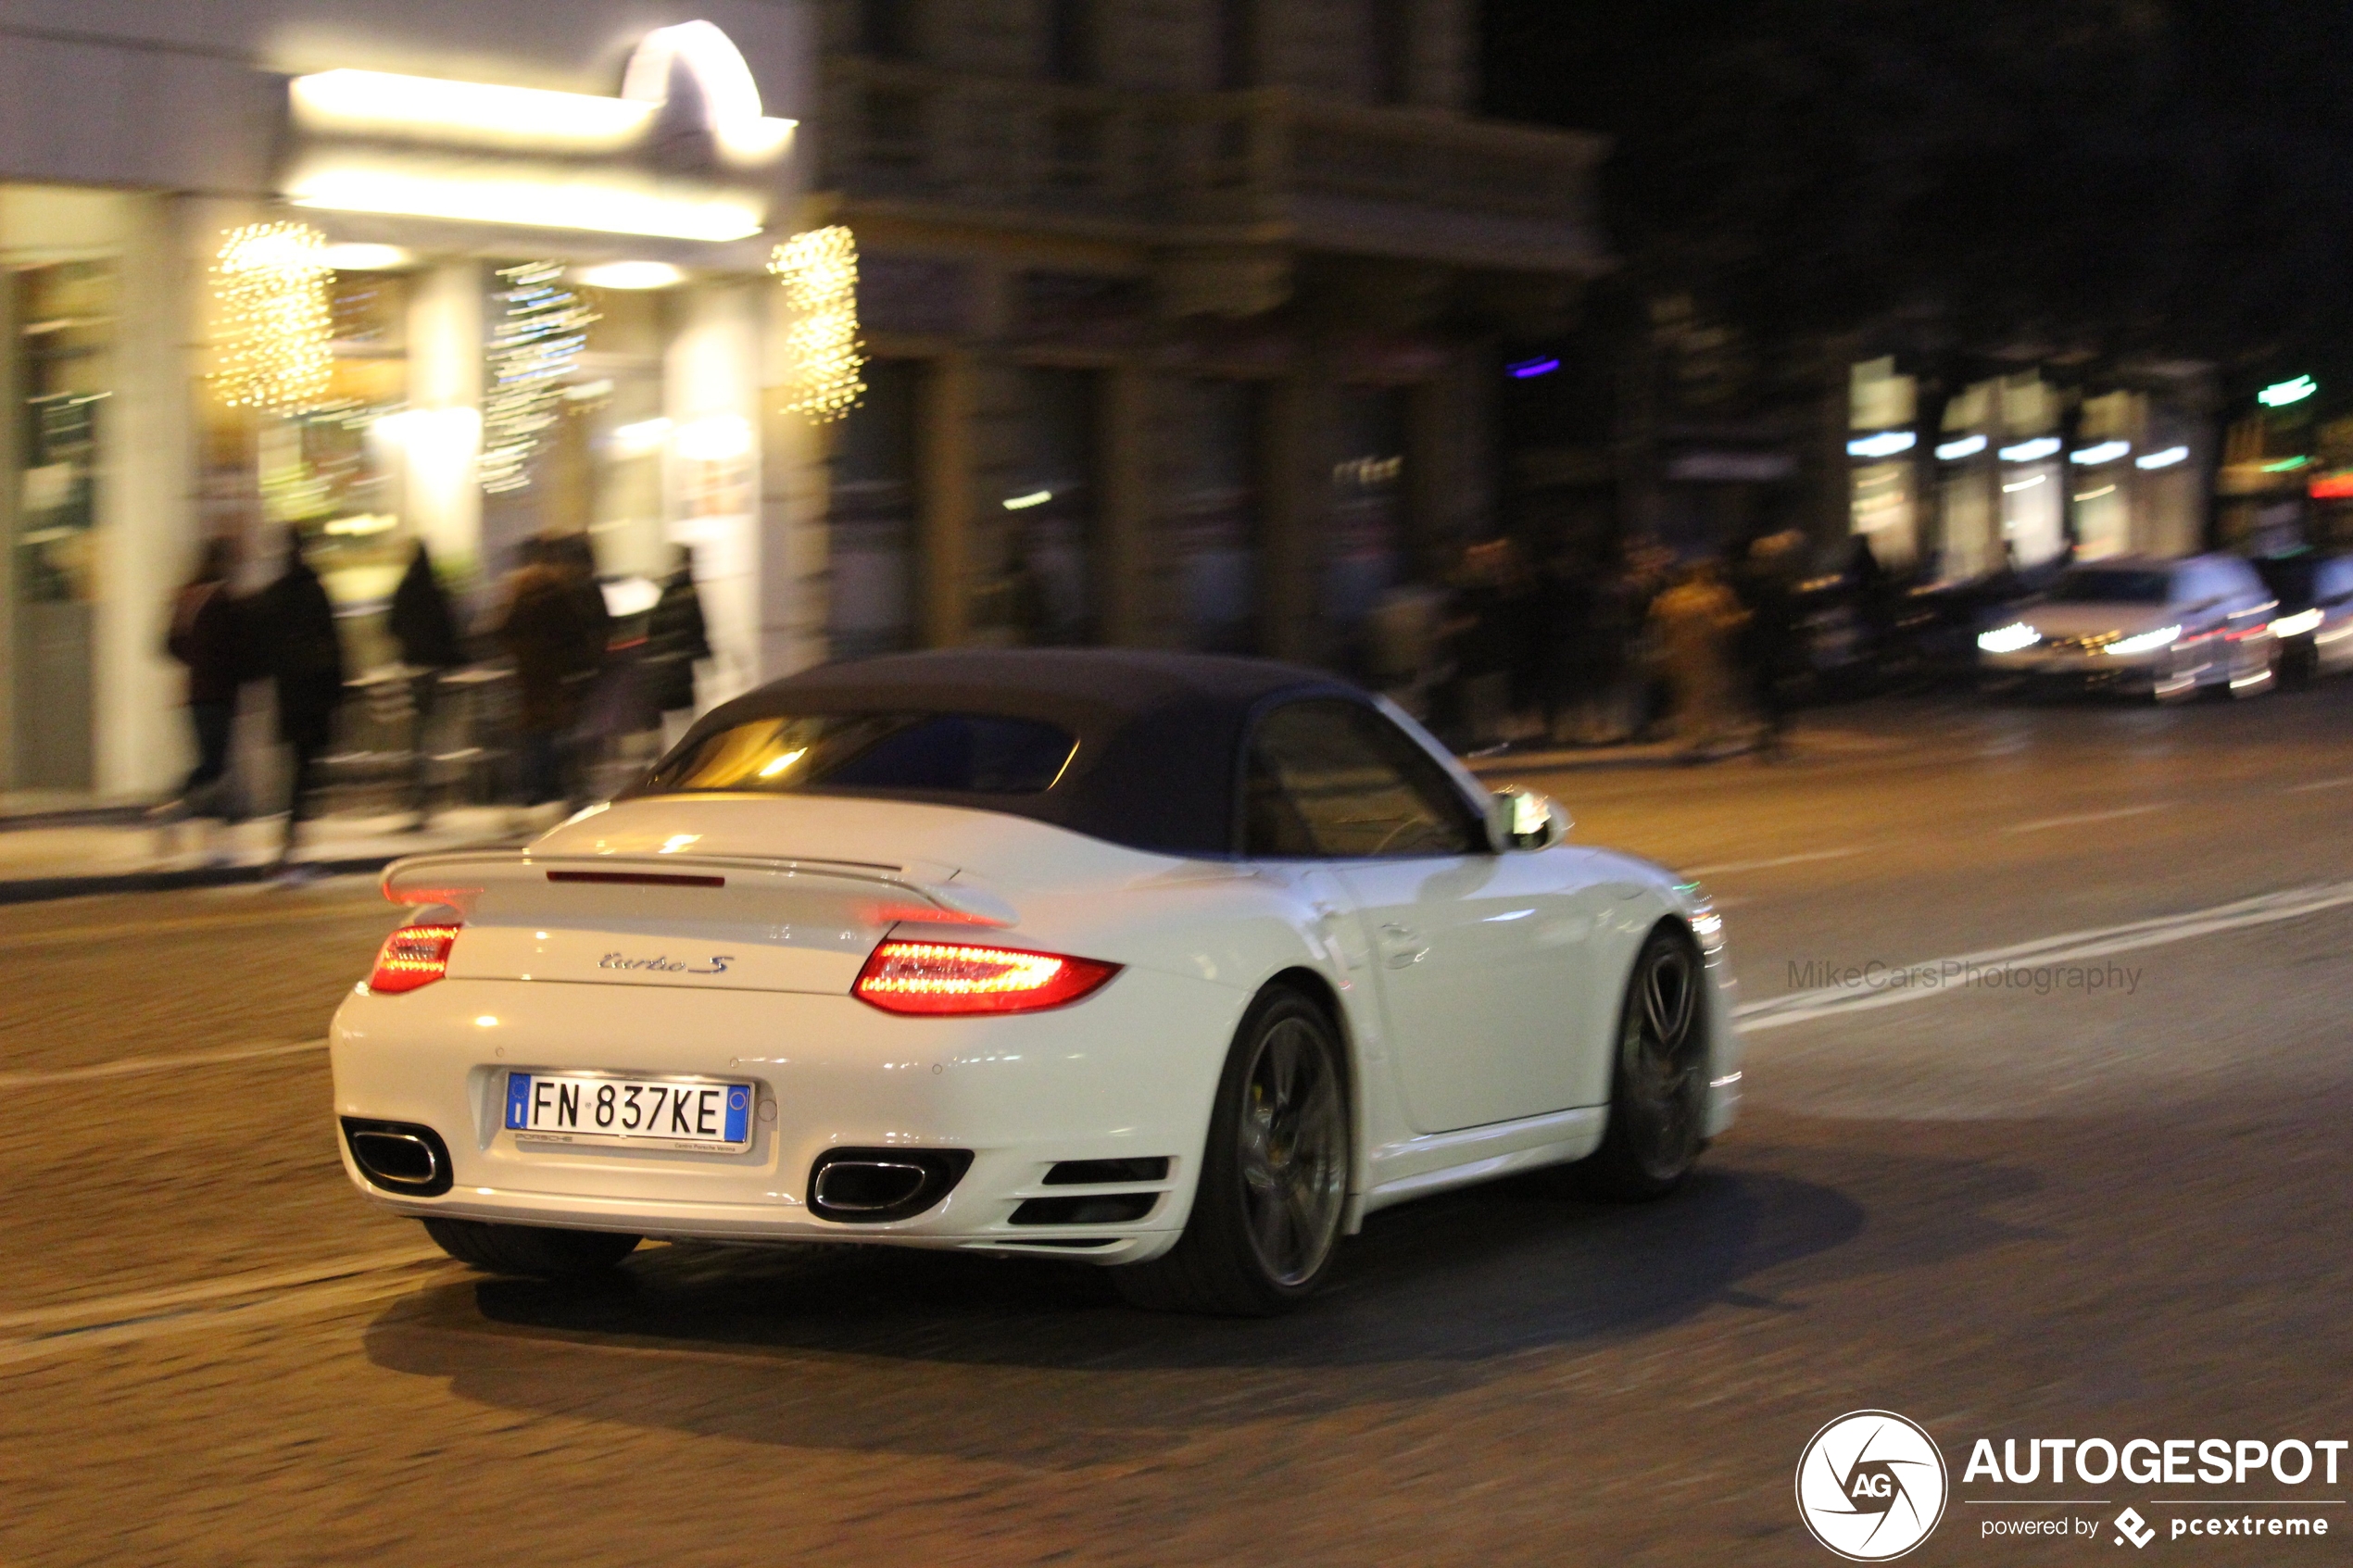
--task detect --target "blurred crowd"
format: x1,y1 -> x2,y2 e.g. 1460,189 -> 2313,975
154,528 -> 711,879
151,518 -> 1960,880
1362,528 -> 1924,763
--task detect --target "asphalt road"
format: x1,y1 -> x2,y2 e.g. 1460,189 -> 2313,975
6,685 -> 2353,1566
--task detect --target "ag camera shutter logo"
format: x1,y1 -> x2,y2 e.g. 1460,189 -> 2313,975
1796,1411 -> 1950,1561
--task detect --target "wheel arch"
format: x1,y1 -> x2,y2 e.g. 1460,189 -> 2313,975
1256,965 -> 1364,1211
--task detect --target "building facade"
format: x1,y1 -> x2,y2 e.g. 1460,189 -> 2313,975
0,0 -> 1605,800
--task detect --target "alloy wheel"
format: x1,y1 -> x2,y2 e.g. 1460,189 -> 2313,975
1236,1014 -> 1348,1286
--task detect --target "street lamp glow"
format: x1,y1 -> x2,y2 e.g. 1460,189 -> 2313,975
2259,375 -> 2317,408
1846,431 -> 1917,459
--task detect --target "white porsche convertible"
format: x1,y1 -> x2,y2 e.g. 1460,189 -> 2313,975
333,651 -> 1740,1315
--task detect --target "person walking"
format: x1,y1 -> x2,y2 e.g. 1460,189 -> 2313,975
1736,529 -> 1806,759
1648,558 -> 1749,762
387,539 -> 462,828
1538,548 -> 1594,744
642,546 -> 711,752
157,537 -> 249,841
494,537 -> 591,809
249,527 -> 346,879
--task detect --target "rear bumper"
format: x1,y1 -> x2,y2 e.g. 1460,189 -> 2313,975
329,968 -> 1250,1261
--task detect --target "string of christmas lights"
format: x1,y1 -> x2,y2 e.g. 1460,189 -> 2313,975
771,227 -> 866,422
481,261 -> 597,494
211,222 -> 334,414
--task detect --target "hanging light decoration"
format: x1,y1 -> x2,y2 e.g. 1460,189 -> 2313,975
480,261 -> 597,494
771,226 -> 865,422
211,221 -> 334,413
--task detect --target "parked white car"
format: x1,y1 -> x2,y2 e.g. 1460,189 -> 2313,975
1977,554 -> 2279,699
332,651 -> 1741,1316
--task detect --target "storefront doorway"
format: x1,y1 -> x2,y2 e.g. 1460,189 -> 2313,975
827,358 -> 922,659
10,258 -> 111,791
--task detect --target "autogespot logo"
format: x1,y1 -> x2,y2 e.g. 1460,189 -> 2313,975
1797,1411 -> 1951,1562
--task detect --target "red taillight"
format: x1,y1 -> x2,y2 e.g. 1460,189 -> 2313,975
368,923 -> 460,995
852,941 -> 1121,1016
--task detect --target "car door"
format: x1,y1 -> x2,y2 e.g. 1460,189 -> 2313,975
1245,698 -> 1601,1134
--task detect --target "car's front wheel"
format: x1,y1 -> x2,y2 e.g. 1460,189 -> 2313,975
1577,926 -> 1710,1200
1113,985 -> 1350,1316
422,1218 -> 641,1278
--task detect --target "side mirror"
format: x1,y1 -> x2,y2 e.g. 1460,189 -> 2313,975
1488,786 -> 1569,852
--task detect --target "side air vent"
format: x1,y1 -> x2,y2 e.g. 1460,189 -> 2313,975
808,1147 -> 973,1223
1009,1193 -> 1158,1226
1042,1156 -> 1170,1185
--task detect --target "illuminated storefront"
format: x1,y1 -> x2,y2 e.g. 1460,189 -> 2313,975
0,4 -> 817,797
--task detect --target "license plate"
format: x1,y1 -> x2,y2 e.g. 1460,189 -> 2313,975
504,1072 -> 754,1151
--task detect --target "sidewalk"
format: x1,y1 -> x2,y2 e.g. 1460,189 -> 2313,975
0,806 -> 537,905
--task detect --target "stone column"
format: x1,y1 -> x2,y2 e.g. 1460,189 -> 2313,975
918,351 -> 975,646
94,193 -> 192,798
398,262 -> 484,583
1100,362 -> 1151,646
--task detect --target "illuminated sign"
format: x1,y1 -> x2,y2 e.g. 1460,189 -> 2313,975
284,21 -> 794,241
2259,375 -> 2317,408
1846,431 -> 1917,459
1934,434 -> 1987,461
1998,437 -> 2061,463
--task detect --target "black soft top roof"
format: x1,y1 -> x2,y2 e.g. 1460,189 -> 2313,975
658,648 -> 1369,856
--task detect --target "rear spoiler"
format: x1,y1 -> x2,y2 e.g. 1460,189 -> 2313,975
381,851 -> 1019,929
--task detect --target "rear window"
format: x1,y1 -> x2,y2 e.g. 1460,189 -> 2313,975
640,714 -> 1079,797
2048,568 -> 2171,605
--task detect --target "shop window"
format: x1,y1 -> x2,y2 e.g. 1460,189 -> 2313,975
859,0 -> 920,59
1047,0 -> 1101,84
828,358 -> 923,659
1215,0 -> 1259,89
995,369 -> 1101,646
1370,0 -> 1415,105
1047,110 -> 1108,189
862,87 -> 925,170
12,260 -> 111,789
1171,380 -> 1262,653
1327,387 -> 1408,671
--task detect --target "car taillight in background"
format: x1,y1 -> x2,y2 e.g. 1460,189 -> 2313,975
369,924 -> 460,995
853,941 -> 1120,1016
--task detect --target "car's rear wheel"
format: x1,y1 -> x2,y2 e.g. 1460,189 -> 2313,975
1112,986 -> 1349,1316
422,1218 -> 641,1278
1576,927 -> 1709,1200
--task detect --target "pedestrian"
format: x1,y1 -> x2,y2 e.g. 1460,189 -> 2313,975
494,537 -> 591,808
387,539 -> 462,828
1847,533 -> 1894,668
1736,529 -> 1806,759
249,527 -> 346,879
642,546 -> 711,752
1538,547 -> 1594,744
156,536 -> 248,837
1648,558 -> 1749,761
1450,539 -> 1517,749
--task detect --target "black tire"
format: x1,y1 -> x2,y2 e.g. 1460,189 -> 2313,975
1112,986 -> 1351,1317
422,1217 -> 642,1278
1577,926 -> 1710,1201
